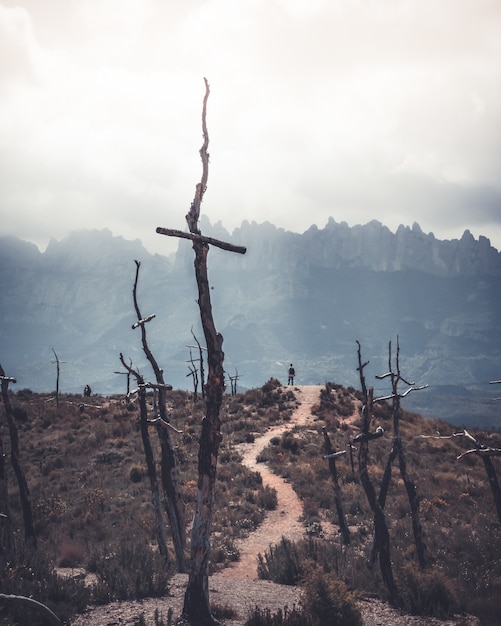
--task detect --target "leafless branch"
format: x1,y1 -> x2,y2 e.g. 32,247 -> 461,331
375,384 -> 428,402
147,417 -> 183,434
156,227 -> 246,254
132,313 -> 156,329
0,594 -> 61,626
323,450 -> 347,459
0,375 -> 16,383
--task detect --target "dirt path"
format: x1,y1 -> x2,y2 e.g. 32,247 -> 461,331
70,385 -> 479,625
215,385 -> 324,580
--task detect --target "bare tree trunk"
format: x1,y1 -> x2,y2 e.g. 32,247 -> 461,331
120,355 -> 169,562
0,365 -> 37,549
175,78 -> 221,626
355,343 -> 399,605
131,261 -> 187,572
482,456 -> 501,523
52,349 -> 60,408
322,428 -> 350,545
157,78 -> 246,625
0,434 -> 11,557
375,338 -> 428,569
191,329 -> 206,399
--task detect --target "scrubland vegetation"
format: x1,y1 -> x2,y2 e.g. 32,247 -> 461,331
1,379 -> 500,625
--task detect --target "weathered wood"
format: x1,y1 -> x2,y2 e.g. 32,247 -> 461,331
176,77 -> 247,626
376,338 -> 428,569
323,427 -> 350,545
132,313 -> 156,329
0,364 -> 37,549
352,427 -> 384,443
131,260 -> 187,572
0,594 -> 61,625
454,430 -> 501,524
355,342 -> 399,605
51,349 -> 65,408
0,375 -> 16,383
120,353 -> 169,561
0,432 -> 11,557
191,329 -> 206,399
156,227 -> 246,255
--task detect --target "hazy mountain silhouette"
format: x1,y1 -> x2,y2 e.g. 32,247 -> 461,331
1,220 -> 500,426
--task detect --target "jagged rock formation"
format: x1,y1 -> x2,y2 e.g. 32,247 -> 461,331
1,220 -> 500,426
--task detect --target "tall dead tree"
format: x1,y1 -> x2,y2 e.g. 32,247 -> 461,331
375,337 -> 428,569
51,349 -> 65,408
119,353 -> 169,562
0,365 -> 37,549
417,428 -> 501,524
322,427 -> 350,545
355,342 -> 399,605
457,430 -> 501,524
0,436 -> 11,557
191,328 -> 207,399
186,363 -> 199,400
114,364 -> 132,396
156,78 -> 247,626
229,368 -> 240,396
131,260 -> 187,572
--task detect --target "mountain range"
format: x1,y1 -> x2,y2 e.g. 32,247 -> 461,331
1,218 -> 500,427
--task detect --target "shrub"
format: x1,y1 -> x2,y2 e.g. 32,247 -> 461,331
0,543 -> 90,624
399,564 -> 459,619
258,485 -> 278,510
245,605 -> 305,626
211,603 -> 238,621
257,537 -> 302,585
300,566 -> 362,626
88,540 -> 172,603
246,567 -> 362,626
129,464 -> 144,483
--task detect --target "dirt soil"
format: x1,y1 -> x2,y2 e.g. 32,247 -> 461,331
70,386 -> 478,626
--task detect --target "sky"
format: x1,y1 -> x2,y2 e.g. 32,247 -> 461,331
1,0 -> 501,256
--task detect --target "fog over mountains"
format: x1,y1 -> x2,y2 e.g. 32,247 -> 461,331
1,218 -> 501,427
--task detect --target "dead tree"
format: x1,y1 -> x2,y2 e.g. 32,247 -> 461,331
131,260 -> 187,572
186,345 -> 200,400
355,342 -> 399,605
421,429 -> 501,525
322,427 -> 350,544
114,364 -> 132,396
490,379 -> 501,401
0,365 -> 37,549
51,349 -> 65,408
0,417 -> 11,558
375,337 -> 428,569
0,594 -> 61,626
156,78 -> 246,626
190,327 -> 207,398
457,431 -> 501,523
119,353 -> 170,562
229,368 -> 240,396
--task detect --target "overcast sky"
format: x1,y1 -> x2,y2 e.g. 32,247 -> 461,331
1,0 -> 500,256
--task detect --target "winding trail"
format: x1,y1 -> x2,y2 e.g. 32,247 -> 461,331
70,386 -> 478,625
215,385 -> 324,580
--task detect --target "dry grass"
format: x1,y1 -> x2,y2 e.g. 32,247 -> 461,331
1,380 -> 501,625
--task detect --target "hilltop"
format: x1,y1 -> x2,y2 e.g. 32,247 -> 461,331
1,381 -> 500,624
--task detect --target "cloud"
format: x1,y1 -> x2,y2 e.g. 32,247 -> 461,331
0,0 -> 500,254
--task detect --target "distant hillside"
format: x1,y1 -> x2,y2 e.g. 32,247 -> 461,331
1,219 -> 500,426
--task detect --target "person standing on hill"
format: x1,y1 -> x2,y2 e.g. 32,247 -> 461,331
288,364 -> 295,386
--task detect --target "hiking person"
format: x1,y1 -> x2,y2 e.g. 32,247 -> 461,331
288,364 -> 295,386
